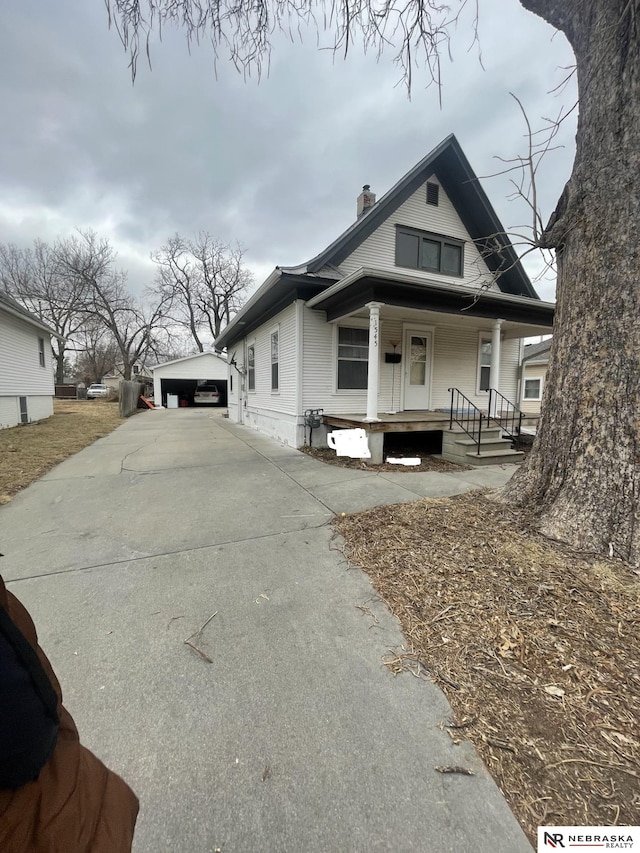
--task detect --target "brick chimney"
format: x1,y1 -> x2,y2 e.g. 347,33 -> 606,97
356,184 -> 376,218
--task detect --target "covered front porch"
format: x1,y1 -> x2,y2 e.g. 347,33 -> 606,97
305,269 -> 553,464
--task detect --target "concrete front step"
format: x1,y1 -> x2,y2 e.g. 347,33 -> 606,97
464,449 -> 525,466
441,428 -> 524,467
454,437 -> 515,450
449,426 -> 505,440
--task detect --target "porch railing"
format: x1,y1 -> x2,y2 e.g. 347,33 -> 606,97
448,388 -> 483,454
487,388 -> 523,443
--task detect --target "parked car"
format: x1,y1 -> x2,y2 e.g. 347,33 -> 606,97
194,381 -> 220,405
87,383 -> 109,399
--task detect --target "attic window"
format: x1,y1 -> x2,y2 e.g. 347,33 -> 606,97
426,182 -> 439,206
395,226 -> 463,277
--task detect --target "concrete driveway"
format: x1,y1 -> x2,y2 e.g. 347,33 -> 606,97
0,409 -> 531,852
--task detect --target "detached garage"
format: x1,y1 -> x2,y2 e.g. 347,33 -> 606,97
151,352 -> 228,408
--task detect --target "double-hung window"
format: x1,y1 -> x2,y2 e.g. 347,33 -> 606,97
337,326 -> 369,390
396,226 -> 464,277
523,378 -> 542,401
38,337 -> 46,368
270,330 -> 279,391
247,343 -> 255,391
478,338 -> 492,392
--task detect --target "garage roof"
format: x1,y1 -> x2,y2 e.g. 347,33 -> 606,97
151,351 -> 227,371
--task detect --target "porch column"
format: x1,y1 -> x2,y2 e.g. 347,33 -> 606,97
364,301 -> 383,422
490,319 -> 503,415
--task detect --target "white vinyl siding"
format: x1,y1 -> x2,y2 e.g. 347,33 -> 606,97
301,307 -> 520,415
338,176 -> 496,290
0,310 -> 55,429
0,312 -> 54,396
152,353 -> 228,380
151,352 -> 228,405
243,303 -> 298,416
521,362 -> 547,415
0,395 -> 54,430
430,326 -> 520,409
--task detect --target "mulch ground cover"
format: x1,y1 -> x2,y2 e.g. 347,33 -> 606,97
0,400 -> 124,503
300,444 -> 469,473
335,491 -> 640,845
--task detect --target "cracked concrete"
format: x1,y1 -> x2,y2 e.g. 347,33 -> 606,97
0,409 -> 530,853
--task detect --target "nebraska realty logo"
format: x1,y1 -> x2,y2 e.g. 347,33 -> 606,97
538,827 -> 640,850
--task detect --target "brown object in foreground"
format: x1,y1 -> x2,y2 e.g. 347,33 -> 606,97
0,577 -> 139,852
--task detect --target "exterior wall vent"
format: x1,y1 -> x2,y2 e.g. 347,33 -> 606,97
426,182 -> 439,206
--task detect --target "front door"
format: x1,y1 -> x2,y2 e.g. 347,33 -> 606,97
403,329 -> 432,410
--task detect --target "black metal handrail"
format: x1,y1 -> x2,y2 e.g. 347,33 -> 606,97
487,388 -> 523,442
448,387 -> 483,454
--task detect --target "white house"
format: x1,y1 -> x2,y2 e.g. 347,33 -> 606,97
215,135 -> 555,464
151,351 -> 228,407
520,338 -> 552,416
0,293 -> 59,429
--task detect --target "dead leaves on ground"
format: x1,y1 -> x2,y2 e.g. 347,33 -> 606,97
335,492 -> 640,844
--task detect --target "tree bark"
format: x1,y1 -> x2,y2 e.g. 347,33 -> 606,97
505,1 -> 640,563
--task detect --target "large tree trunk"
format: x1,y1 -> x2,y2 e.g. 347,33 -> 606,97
505,2 -> 640,563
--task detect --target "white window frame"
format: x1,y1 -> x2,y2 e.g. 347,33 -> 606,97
334,320 -> 370,393
476,334 -> 492,395
247,340 -> 256,392
270,326 -> 279,393
523,377 -> 542,401
38,337 -> 46,368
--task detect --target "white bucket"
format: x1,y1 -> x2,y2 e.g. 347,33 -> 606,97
326,428 -> 371,459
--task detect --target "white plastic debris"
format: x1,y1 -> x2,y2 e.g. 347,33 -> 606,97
326,428 -> 371,459
386,457 -> 421,466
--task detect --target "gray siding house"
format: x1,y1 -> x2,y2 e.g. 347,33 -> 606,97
215,135 -> 555,463
0,293 -> 58,429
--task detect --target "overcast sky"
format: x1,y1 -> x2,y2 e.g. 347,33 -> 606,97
0,1 -> 577,304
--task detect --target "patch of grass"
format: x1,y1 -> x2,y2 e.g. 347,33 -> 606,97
335,492 -> 640,844
0,400 -> 125,502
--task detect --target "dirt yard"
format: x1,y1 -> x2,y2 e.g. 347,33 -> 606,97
0,400 -> 124,503
300,444 -> 469,473
335,492 -> 640,845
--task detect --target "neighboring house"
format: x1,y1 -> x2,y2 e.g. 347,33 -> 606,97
150,351 -> 228,407
215,135 -> 555,464
103,362 -> 153,392
0,293 -> 60,429
520,338 -> 552,416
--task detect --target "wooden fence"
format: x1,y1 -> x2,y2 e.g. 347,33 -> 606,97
119,381 -> 145,418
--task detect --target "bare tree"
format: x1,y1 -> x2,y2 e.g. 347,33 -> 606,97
108,0 -> 640,564
151,232 -> 253,350
0,240 -> 89,384
74,323 -> 119,384
56,230 -> 171,380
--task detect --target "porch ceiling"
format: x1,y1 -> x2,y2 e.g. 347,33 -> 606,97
337,303 -> 551,339
306,269 -> 554,336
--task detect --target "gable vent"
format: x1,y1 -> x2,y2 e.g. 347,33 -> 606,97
426,181 -> 439,206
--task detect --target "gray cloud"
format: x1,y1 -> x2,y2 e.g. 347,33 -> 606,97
0,0 -> 576,300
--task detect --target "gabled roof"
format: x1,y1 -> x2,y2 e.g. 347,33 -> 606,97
215,135 -> 543,351
0,292 -> 62,339
289,134 -> 538,299
523,338 -> 552,363
150,350 -> 227,371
